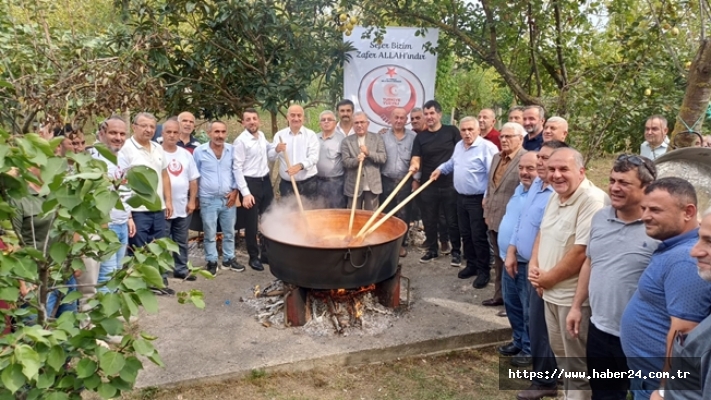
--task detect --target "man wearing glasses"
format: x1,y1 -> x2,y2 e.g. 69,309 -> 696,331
620,177 -> 711,400
566,154 -> 659,399
118,112 -> 175,295
315,110 -> 347,208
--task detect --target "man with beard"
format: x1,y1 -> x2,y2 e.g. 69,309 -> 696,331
662,207 -> 711,399
522,105 -> 545,151
162,119 -> 200,281
478,108 -> 501,150
194,121 -> 244,276
566,154 -> 659,399
233,109 -> 274,271
335,99 -> 355,137
620,178 -> 711,400
409,100 -> 462,266
315,110 -> 347,208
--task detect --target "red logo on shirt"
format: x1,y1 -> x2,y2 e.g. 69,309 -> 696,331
168,158 -> 184,177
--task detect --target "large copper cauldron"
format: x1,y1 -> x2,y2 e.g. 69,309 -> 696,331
261,209 -> 407,289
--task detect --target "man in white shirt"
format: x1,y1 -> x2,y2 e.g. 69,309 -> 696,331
268,104 -> 320,201
162,119 -> 200,281
118,112 -> 174,295
233,108 -> 274,271
335,99 -> 355,136
640,115 -> 670,160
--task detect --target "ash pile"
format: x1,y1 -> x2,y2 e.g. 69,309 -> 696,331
242,280 -> 402,337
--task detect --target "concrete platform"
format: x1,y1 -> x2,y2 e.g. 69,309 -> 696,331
135,246 -> 512,388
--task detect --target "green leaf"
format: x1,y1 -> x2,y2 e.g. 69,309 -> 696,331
126,193 -> 162,211
93,143 -> 116,165
43,392 -> 69,400
132,338 -> 155,356
197,269 -> 215,279
94,190 -> 118,216
100,317 -> 123,336
83,373 -> 101,390
122,276 -> 148,291
1,364 -> 25,394
98,382 -> 117,399
36,370 -> 56,389
109,376 -> 133,392
49,242 -> 71,264
136,264 -> 164,287
121,292 -> 140,316
147,351 -> 164,367
119,357 -> 142,383
126,166 -> 158,196
47,345 -> 66,372
136,289 -> 158,314
0,286 -> 19,301
100,293 -> 121,315
75,358 -> 98,379
99,351 -> 125,376
60,290 -> 82,304
14,344 -> 40,379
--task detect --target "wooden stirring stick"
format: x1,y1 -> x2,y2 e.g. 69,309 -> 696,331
278,137 -> 305,217
348,157 -> 364,237
355,171 -> 413,239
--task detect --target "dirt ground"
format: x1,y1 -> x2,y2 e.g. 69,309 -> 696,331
110,346 -> 525,400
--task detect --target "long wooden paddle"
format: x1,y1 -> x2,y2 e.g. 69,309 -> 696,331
355,171 -> 413,239
278,137 -> 305,217
347,157 -> 364,237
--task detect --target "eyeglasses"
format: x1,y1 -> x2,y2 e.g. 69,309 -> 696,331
616,154 -> 656,177
500,134 -> 519,140
133,123 -> 155,130
320,118 -> 336,122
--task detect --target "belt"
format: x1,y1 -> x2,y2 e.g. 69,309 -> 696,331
292,175 -> 316,183
458,193 -> 484,198
245,175 -> 270,181
317,175 -> 343,181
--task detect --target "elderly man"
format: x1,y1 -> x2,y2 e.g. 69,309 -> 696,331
161,119 -> 200,280
522,105 -> 545,151
409,107 -> 425,133
118,112 -> 175,295
620,178 -> 711,400
381,107 -> 417,257
528,147 -> 609,399
507,140 -> 567,398
481,123 -> 527,305
341,112 -> 387,210
176,111 -> 201,153
508,106 -> 525,125
269,104 -> 320,201
335,99 -> 355,137
409,100 -> 462,265
542,116 -> 569,143
662,207 -> 711,399
233,109 -> 274,271
640,115 -> 670,160
479,108 -> 501,150
566,154 -> 658,400
316,110 -> 347,208
496,151 -> 538,365
430,117 -> 498,281
193,121 -> 245,276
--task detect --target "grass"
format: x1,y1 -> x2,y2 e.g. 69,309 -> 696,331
95,347 -> 523,400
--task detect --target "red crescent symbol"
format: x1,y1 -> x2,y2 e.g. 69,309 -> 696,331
367,78 -> 419,123
385,84 -> 398,96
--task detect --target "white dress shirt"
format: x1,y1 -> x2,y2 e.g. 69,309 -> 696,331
233,129 -> 271,196
336,123 -> 355,137
268,126 -> 319,182
640,136 -> 669,160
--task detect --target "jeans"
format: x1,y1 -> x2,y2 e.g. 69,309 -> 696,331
98,223 -> 128,293
420,185 -> 460,254
200,196 -> 236,262
587,323 -> 630,400
166,216 -> 191,275
503,261 -> 530,355
456,194 -> 487,272
316,176 -> 346,209
46,276 -> 78,318
528,280 -> 558,386
381,176 -> 411,246
243,175 -> 274,259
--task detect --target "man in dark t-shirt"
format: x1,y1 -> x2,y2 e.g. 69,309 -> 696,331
409,100 -> 461,266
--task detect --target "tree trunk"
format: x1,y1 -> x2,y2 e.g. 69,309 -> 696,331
270,110 -> 278,136
671,38 -> 711,147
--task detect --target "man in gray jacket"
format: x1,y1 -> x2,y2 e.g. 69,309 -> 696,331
341,112 -> 387,210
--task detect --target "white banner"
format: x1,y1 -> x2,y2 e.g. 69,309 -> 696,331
343,26 -> 439,131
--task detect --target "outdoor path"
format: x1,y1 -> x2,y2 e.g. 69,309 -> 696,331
135,243 -> 511,388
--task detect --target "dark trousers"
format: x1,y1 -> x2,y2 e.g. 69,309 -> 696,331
528,280 -> 558,386
587,323 -> 630,400
279,175 -> 318,202
243,175 -> 274,259
456,194 -> 488,272
420,185 -> 460,254
488,230 -> 504,302
381,176 -> 412,246
166,215 -> 191,275
316,176 -> 346,209
130,210 -> 167,278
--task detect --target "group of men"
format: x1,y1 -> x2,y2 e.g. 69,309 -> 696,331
14,100 -> 711,400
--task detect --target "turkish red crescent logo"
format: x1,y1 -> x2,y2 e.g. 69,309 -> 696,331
168,158 -> 183,177
358,65 -> 425,128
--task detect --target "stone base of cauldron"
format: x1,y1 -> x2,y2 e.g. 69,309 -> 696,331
284,267 -> 403,327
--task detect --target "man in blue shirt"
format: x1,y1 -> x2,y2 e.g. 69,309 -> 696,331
497,151 -> 538,364
620,178 -> 711,400
505,140 -> 568,398
430,116 -> 498,288
193,121 -> 245,276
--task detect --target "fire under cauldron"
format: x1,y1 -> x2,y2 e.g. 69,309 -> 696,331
260,209 -> 408,290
